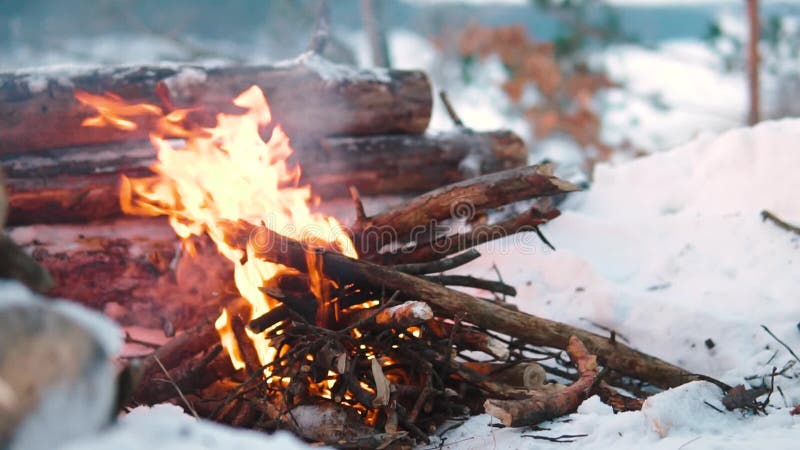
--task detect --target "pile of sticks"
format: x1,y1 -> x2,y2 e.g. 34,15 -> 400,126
122,164 -> 699,448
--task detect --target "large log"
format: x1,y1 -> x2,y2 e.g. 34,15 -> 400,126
2,130 -> 526,225
8,218 -> 231,330
0,54 -> 432,153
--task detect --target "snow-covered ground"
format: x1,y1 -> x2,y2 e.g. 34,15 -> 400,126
428,117 -> 800,450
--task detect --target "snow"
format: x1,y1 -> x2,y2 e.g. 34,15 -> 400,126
60,404 -> 317,450
163,68 -> 207,99
601,41 -> 747,151
426,118 -> 800,449
433,383 -> 799,449
0,282 -> 122,450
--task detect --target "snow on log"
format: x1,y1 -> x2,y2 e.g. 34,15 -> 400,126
0,54 -> 432,153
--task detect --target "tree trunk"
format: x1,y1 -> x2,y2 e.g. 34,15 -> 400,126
0,55 -> 431,153
747,0 -> 761,125
360,0 -> 392,68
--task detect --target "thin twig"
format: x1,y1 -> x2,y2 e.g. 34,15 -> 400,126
761,210 -> 800,237
422,274 -> 517,297
761,325 -> 800,364
349,186 -> 368,223
392,249 -> 481,275
491,262 -> 506,302
439,90 -> 466,128
703,400 -> 724,414
760,367 -> 778,410
340,291 -> 401,335
154,355 -> 199,419
521,433 -> 588,443
535,226 -> 556,251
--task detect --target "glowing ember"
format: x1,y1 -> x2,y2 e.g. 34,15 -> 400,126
78,85 -> 357,375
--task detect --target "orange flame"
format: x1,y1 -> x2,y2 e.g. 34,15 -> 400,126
78,86 -> 357,375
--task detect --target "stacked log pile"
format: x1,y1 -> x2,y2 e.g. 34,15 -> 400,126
0,55 -> 526,225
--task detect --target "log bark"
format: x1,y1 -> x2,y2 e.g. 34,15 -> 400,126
461,361 -> 547,389
246,225 -> 698,389
8,218 -> 233,330
2,130 -> 526,225
0,55 -> 431,153
483,336 -> 598,427
0,232 -> 54,293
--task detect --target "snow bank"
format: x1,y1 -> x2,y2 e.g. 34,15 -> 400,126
435,119 -> 800,448
60,405 -> 317,450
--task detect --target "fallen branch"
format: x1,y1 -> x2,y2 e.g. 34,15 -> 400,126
391,249 -> 481,275
761,210 -> 800,237
427,319 -> 510,360
422,274 -> 517,297
461,361 -> 547,389
337,300 -> 433,330
353,164 -> 578,253
483,336 -> 598,427
369,207 -> 561,265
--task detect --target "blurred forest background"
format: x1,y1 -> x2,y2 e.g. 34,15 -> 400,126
2,0 -> 799,178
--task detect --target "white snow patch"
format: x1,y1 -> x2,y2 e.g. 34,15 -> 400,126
163,67 -> 208,98
60,404 -> 318,450
24,76 -> 48,94
432,119 -> 800,449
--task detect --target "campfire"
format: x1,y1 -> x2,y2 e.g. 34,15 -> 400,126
1,55 -> 710,449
